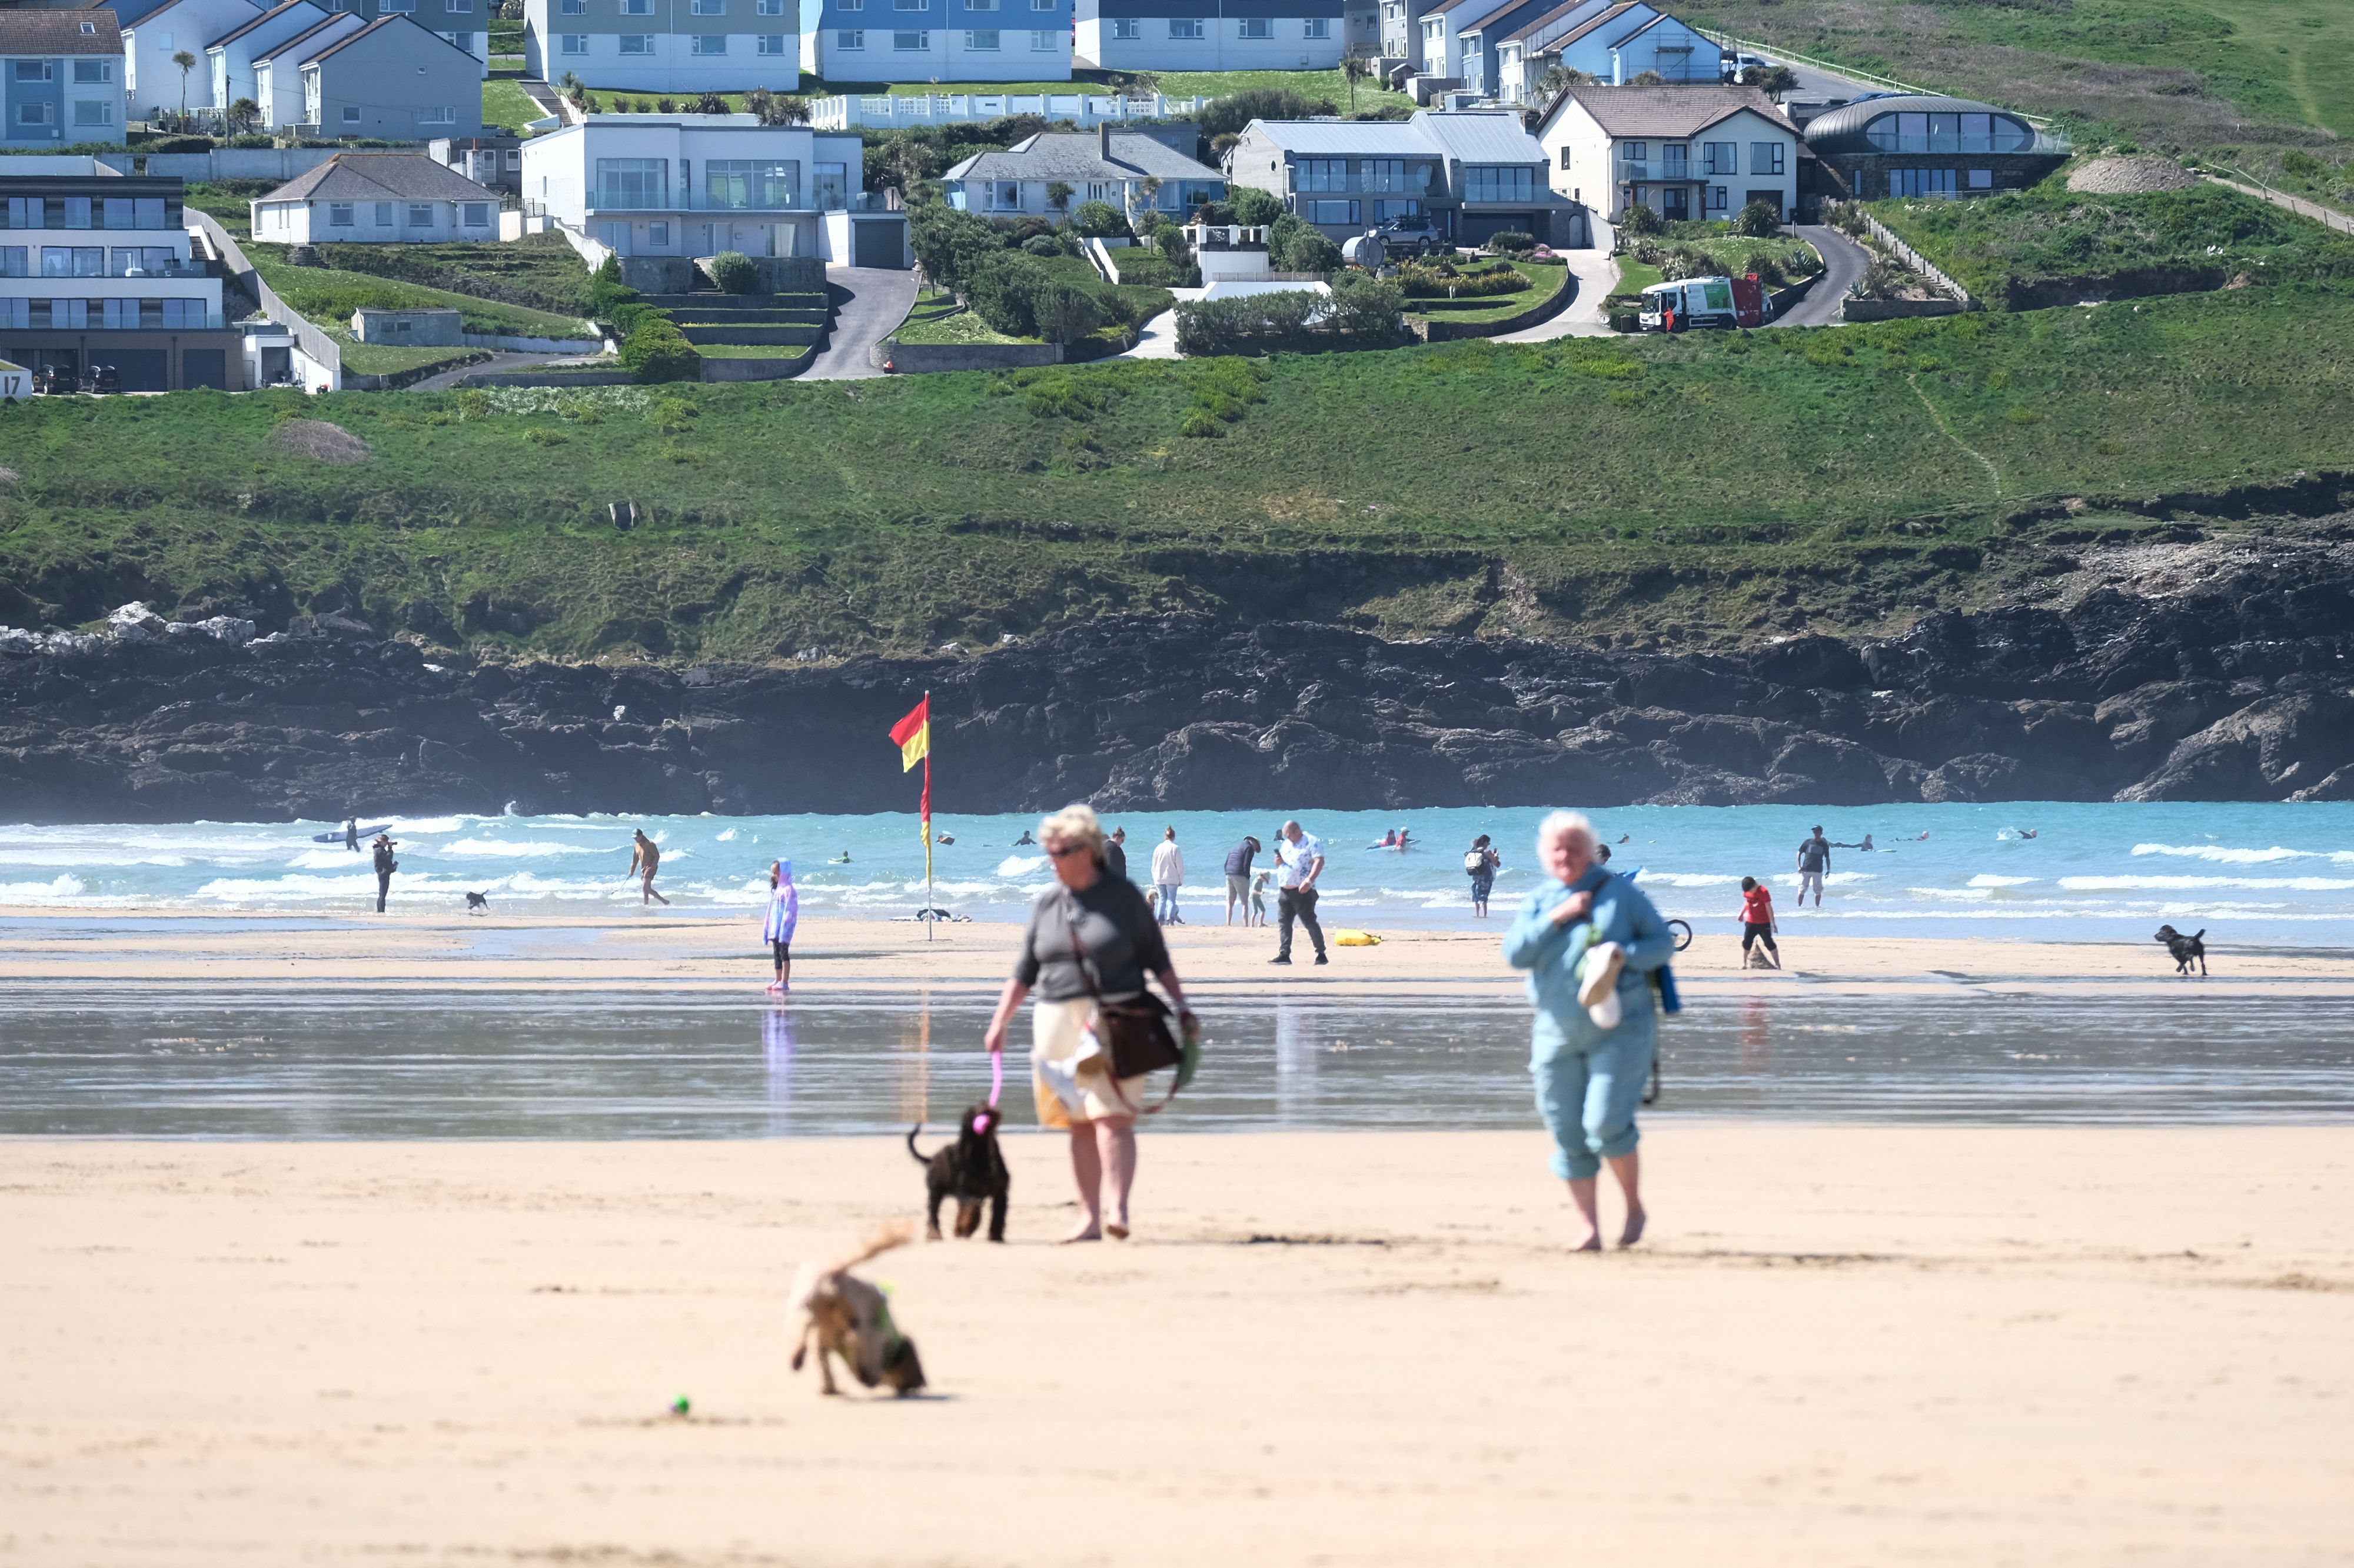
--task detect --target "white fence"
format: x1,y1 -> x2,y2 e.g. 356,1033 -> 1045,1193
1831,202 -> 1975,307
101,147 -> 415,181
809,92 -> 1210,130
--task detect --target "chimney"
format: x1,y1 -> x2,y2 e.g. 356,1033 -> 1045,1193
1100,121 -> 1114,162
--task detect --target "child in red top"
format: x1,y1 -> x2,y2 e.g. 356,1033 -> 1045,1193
1738,876 -> 1781,968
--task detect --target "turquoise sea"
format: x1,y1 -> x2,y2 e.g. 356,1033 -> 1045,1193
5,800 -> 2354,944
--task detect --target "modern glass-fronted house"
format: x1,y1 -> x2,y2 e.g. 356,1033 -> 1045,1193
520,113 -> 869,258
1803,95 -> 2067,201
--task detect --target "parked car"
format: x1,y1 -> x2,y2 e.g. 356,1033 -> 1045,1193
1373,215 -> 1448,257
1638,275 -> 1767,331
1721,51 -> 1768,82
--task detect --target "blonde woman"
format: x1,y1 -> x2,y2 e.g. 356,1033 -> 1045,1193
982,803 -> 1196,1243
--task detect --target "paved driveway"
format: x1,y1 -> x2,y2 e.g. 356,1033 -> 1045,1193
805,266 -> 918,380
1499,227 -> 1620,342
1775,224 -> 1870,327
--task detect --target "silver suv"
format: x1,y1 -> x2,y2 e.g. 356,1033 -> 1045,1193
1373,215 -> 1448,257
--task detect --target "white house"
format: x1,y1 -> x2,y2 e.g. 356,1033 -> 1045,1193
526,0 -> 804,92
250,153 -> 503,244
941,124 -> 1222,224
1074,0 -> 1344,73
1509,1 -> 1719,101
797,0 -> 1069,85
0,10 -> 125,149
207,0 -> 331,118
1534,82 -> 1798,223
520,112 -> 876,261
122,0 -> 265,120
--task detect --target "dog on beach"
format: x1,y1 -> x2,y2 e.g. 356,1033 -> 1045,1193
787,1223 -> 927,1398
2154,924 -> 2207,976
909,1106 -> 1010,1243
464,891 -> 490,914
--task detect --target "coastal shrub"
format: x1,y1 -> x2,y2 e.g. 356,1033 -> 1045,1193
1073,201 -> 1131,238
1733,200 -> 1782,238
1199,86 -> 1326,139
1022,233 -> 1063,257
910,202 -> 1008,292
708,251 -> 760,294
1229,187 -> 1284,227
1179,408 -> 1224,437
1620,203 -> 1663,237
620,317 -> 701,382
1172,274 -> 1402,356
1484,230 -> 1537,254
1397,258 -> 1527,298
1281,228 -> 1344,275
1032,280 -> 1105,344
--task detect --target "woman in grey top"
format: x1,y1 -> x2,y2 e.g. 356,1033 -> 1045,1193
983,802 -> 1195,1243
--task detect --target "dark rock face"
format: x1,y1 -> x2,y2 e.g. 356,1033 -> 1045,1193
4,528 -> 2353,822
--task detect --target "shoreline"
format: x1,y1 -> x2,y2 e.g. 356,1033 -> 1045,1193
1,906 -> 2348,998
4,1127 -> 2348,1565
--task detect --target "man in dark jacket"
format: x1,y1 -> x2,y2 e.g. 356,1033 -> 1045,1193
1104,827 -> 1128,882
1223,835 -> 1261,925
372,833 -> 398,913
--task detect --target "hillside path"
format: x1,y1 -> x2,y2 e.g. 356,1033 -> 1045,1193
2202,174 -> 2354,238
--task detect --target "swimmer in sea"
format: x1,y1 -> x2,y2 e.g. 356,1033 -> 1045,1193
2019,828 -> 2038,840
1013,829 -> 1036,846
830,851 -> 853,863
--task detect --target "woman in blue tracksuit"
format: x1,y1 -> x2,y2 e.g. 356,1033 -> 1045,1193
1504,810 -> 1676,1251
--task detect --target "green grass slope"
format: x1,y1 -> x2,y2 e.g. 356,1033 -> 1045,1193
2,287 -> 2349,657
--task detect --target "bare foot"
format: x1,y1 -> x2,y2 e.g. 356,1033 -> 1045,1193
1570,1230 -> 1602,1253
1105,1223 -> 1129,1241
1620,1207 -> 1647,1248
1060,1223 -> 1102,1244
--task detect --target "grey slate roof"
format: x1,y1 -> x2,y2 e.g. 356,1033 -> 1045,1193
1523,0 -> 1640,49
307,12 -> 476,65
1804,94 -> 2025,151
208,0 -> 325,51
0,8 -> 122,52
1545,84 -> 1796,138
256,153 -> 498,204
1246,112 -> 1546,166
945,130 -> 1220,184
1413,109 -> 1547,164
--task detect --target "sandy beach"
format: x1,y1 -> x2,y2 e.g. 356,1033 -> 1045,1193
3,1127 -> 2350,1566
1,906 -> 2349,997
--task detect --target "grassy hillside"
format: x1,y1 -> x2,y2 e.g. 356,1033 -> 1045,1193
2,285 -> 2350,657
1683,0 -> 2354,181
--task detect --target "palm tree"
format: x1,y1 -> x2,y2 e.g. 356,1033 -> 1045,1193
1342,51 -> 1370,112
172,50 -> 198,118
1045,180 -> 1073,215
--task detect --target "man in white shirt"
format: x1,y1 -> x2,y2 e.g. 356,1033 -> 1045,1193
1271,819 -> 1328,966
1150,827 -> 1185,925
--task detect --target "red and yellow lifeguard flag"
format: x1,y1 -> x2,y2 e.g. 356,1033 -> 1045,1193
889,697 -> 930,773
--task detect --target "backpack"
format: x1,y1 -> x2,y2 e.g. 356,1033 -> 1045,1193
1463,849 -> 1487,876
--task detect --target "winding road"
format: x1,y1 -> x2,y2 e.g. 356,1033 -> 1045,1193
1775,224 -> 1871,327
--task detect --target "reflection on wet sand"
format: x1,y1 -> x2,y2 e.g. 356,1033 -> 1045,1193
2,990 -> 2350,1137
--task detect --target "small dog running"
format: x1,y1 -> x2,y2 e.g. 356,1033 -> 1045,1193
908,1104 -> 1010,1242
464,891 -> 490,914
787,1222 -> 927,1397
2154,924 -> 2207,976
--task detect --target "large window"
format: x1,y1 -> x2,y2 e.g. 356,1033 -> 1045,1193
619,0 -> 653,14
706,159 -> 799,208
892,29 -> 927,46
1030,28 -> 1055,47
595,157 -> 669,207
1360,159 -> 1404,191
101,198 -> 169,230
560,33 -> 588,52
1888,167 -> 1958,197
1304,16 -> 1328,36
1167,17 -> 1202,37
1110,16 -> 1137,36
813,161 -> 848,208
13,61 -> 52,81
758,32 -> 787,51
836,28 -> 864,45
41,246 -> 105,277
1749,141 -> 1784,175
407,202 -> 434,227
691,0 -> 724,12
16,102 -> 54,126
1700,140 -> 1737,175
1618,139 -> 1647,168
0,247 -> 23,277
1308,198 -> 1358,224
618,32 -> 654,50
1238,16 -> 1269,36
463,202 -> 491,227
561,0 -> 586,13
757,0 -> 784,12
374,202 -> 395,225
1660,144 -> 1687,177
965,28 -> 999,47
1296,157 -> 1347,192
74,59 -> 112,84
987,180 -> 1020,209
1460,165 -> 1533,202
690,32 -> 727,51
329,203 -> 355,227
1864,110 -> 2032,154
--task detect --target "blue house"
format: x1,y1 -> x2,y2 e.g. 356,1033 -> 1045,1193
800,0 -> 1073,83
2,10 -> 125,148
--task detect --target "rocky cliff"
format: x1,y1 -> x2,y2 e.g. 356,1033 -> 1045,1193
4,521 -> 2351,822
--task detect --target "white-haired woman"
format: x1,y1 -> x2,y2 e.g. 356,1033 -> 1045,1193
983,803 -> 1196,1243
1503,810 -> 1675,1250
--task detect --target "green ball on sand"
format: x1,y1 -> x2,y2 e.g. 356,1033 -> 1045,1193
671,1395 -> 691,1417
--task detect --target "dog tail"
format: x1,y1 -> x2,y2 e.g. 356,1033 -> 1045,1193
819,1220 -> 916,1277
907,1124 -> 930,1166
2192,928 -> 2206,940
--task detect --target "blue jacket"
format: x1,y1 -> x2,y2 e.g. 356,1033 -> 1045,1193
1503,868 -> 1676,1061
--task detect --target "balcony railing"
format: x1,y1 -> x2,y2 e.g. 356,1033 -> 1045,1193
588,190 -> 899,213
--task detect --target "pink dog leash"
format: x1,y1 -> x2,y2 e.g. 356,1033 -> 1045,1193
971,1050 -> 1004,1136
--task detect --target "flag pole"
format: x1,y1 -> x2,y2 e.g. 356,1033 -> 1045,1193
923,689 -> 933,943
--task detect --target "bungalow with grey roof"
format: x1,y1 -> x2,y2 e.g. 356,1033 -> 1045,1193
250,152 -> 503,243
942,124 -> 1223,225
1224,108 -> 1581,246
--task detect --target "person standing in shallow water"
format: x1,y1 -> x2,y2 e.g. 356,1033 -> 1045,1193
1467,834 -> 1501,917
371,833 -> 397,913
630,830 -> 670,906
762,859 -> 798,993
1504,810 -> 1674,1251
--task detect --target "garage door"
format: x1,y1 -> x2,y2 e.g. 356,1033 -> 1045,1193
104,349 -> 170,392
852,219 -> 905,269
182,348 -> 228,389
1459,212 -> 1537,245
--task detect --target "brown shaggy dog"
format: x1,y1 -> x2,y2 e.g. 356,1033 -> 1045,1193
787,1223 -> 927,1397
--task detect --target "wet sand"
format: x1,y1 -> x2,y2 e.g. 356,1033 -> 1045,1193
0,906 -> 2346,997
2,1127 -> 2349,1566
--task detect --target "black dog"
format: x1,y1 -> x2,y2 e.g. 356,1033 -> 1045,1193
464,891 -> 490,914
908,1105 -> 1009,1242
2155,924 -> 2207,976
